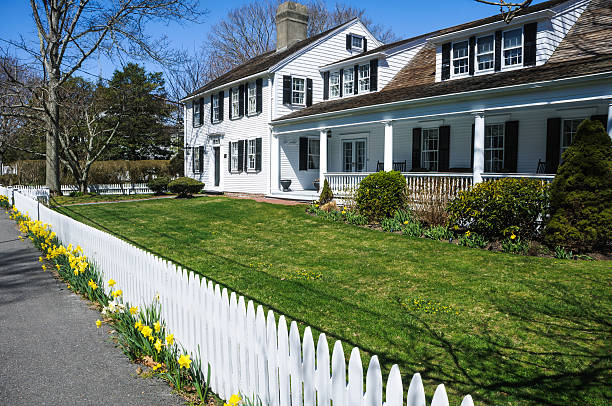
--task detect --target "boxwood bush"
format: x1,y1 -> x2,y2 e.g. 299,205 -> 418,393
355,171 -> 407,222
447,177 -> 549,240
168,177 -> 204,197
147,176 -> 171,195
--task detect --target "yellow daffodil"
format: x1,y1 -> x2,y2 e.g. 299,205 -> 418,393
129,306 -> 138,315
404,220 -> 409,225
73,269 -> 79,276
88,279 -> 97,290
41,265 -> 46,271
166,334 -> 174,346
153,321 -> 161,333
134,320 -> 143,330
39,256 -> 43,262
341,210 -> 346,215
224,394 -> 242,406
154,338 -> 162,353
55,264 -> 61,270
510,233 -> 516,240
178,354 -> 191,369
108,279 -> 116,287
465,231 -> 471,237
96,319 -> 102,328
152,363 -> 163,371
141,325 -> 153,338
112,289 -> 122,298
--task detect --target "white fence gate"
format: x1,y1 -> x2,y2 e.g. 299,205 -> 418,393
4,189 -> 474,406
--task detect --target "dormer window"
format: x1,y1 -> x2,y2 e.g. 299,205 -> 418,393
503,28 -> 523,67
343,68 -> 354,95
330,72 -> 340,98
211,94 -> 220,122
352,35 -> 363,50
477,35 -> 494,71
358,64 -> 370,92
346,34 -> 367,52
452,41 -> 469,75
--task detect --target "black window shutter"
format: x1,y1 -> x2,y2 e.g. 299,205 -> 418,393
494,30 -> 502,71
370,59 -> 378,91
299,137 -> 308,171
438,126 -> 450,171
228,88 -> 233,119
339,69 -> 344,97
198,98 -> 204,126
198,146 -> 204,173
504,121 -> 519,173
412,128 -> 422,169
363,37 -> 367,52
237,140 -> 244,172
244,140 -> 248,170
523,22 -> 537,67
283,75 -> 292,105
228,143 -> 232,172
441,43 -> 451,80
346,34 -> 352,50
210,95 -> 214,124
256,79 -> 263,113
306,78 -> 313,107
591,114 -> 608,129
470,124 -> 475,170
546,118 -> 561,173
323,72 -> 329,100
354,64 -> 359,94
468,36 -> 476,76
238,84 -> 245,117
218,90 -> 224,121
255,138 -> 262,172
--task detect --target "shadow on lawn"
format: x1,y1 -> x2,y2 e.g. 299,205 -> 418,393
410,276 -> 612,405
55,204 -> 612,405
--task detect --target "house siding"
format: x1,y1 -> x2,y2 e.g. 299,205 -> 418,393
378,41 -> 427,89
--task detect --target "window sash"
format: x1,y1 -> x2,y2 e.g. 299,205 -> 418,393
193,99 -> 201,126
452,41 -> 469,75
192,147 -> 201,173
561,118 -> 583,155
231,142 -> 239,171
307,138 -> 320,170
247,139 -> 256,170
351,36 -> 363,49
343,68 -> 354,95
330,72 -> 340,98
503,28 -> 522,66
231,90 -> 239,117
484,124 -> 505,172
248,84 -> 256,115
292,77 -> 305,105
421,128 -> 439,171
212,95 -> 219,122
476,35 -> 494,71
358,65 -> 369,92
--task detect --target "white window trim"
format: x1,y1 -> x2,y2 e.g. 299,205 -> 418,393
421,128 -> 439,172
247,83 -> 257,116
329,72 -> 340,99
307,137 -> 320,170
343,68 -> 354,96
476,34 -> 495,73
212,94 -> 220,123
351,34 -> 364,51
247,139 -> 256,171
193,99 -> 202,127
502,27 -> 523,69
230,142 -> 239,172
192,146 -> 201,174
340,136 -> 368,172
561,118 -> 585,157
451,40 -> 470,78
358,64 -> 370,93
484,123 -> 505,173
291,76 -> 306,106
231,89 -> 240,118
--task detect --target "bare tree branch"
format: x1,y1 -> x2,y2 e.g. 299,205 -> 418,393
475,0 -> 534,23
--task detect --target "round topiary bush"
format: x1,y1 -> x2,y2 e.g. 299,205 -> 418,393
355,171 -> 407,222
447,177 -> 549,240
147,176 -> 171,195
168,177 -> 204,198
544,119 -> 612,252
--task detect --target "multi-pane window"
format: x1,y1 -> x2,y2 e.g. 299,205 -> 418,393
343,68 -> 354,96
561,118 -> 584,156
230,142 -> 239,171
477,35 -> 494,71
352,35 -> 363,50
307,138 -> 319,170
358,64 -> 370,92
503,28 -> 522,67
421,128 -> 439,171
330,72 -> 340,98
452,41 -> 469,75
248,83 -> 256,115
193,98 -> 202,127
247,139 -> 256,170
292,77 -> 305,105
192,146 -> 201,173
484,124 -> 505,172
212,94 -> 219,122
231,89 -> 239,118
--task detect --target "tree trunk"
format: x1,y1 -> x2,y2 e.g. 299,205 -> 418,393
45,84 -> 61,195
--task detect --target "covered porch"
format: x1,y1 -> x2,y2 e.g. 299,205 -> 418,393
270,99 -> 611,200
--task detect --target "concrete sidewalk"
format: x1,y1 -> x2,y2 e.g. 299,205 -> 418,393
0,212 -> 184,405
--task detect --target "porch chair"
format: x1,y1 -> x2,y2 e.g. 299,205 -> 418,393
393,161 -> 407,172
376,161 -> 384,171
536,159 -> 547,174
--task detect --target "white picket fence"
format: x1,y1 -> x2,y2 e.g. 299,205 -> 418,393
4,189 -> 474,406
5,183 -> 153,199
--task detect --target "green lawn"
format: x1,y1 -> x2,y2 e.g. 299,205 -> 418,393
55,196 -> 612,405
50,193 -> 165,206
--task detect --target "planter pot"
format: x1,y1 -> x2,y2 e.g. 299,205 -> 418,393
280,179 -> 292,192
313,180 -> 320,191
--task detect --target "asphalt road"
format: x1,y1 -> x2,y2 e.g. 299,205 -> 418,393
0,211 -> 184,406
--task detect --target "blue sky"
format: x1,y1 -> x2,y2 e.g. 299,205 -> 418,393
0,0 -> 547,85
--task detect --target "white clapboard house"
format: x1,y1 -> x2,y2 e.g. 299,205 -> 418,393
182,0 -> 612,201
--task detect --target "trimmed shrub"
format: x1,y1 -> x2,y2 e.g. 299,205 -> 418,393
168,177 -> 204,197
147,176 -> 171,195
0,173 -> 18,185
355,171 -> 407,222
319,179 -> 333,205
447,177 -> 549,240
544,119 -> 612,252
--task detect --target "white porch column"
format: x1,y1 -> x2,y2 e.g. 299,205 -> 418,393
319,128 -> 328,189
270,130 -> 280,193
607,100 -> 612,140
383,121 -> 394,171
473,111 -> 485,184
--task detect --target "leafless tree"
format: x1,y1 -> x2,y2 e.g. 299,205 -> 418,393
475,0 -> 534,23
1,0 -> 207,194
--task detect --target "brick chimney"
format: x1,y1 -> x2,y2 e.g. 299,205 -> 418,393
276,1 -> 308,50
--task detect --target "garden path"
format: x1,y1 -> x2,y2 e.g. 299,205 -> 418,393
0,212 -> 184,406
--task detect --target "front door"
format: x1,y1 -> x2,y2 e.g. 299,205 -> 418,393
342,139 -> 367,172
214,147 -> 220,187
